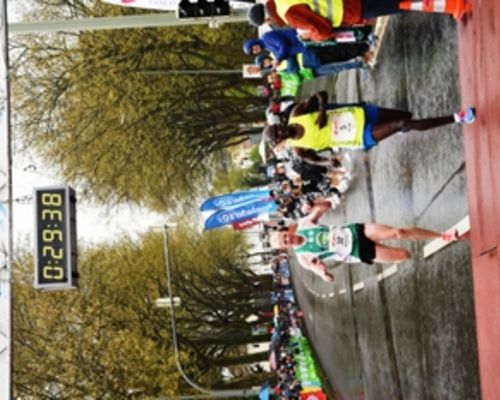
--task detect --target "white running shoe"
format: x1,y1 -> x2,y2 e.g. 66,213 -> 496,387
454,107 -> 476,124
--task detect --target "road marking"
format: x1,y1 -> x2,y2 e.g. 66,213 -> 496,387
370,16 -> 391,67
382,264 -> 398,278
423,215 -> 470,258
302,280 -> 335,300
300,263 -> 400,299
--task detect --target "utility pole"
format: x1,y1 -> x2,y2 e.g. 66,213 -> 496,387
9,10 -> 249,34
0,0 -> 13,398
162,224 -> 260,398
138,69 -> 242,75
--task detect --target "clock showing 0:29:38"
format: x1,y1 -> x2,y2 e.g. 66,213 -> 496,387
34,185 -> 78,290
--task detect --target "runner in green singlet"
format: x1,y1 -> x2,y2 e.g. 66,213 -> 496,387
269,200 -> 458,282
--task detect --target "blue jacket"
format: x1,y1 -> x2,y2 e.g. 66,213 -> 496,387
243,29 -> 307,62
284,52 -> 322,72
261,29 -> 306,61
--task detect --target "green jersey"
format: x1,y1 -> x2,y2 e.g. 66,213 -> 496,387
295,224 -> 362,263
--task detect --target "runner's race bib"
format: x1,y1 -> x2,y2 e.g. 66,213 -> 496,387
330,111 -> 358,141
329,226 -> 353,258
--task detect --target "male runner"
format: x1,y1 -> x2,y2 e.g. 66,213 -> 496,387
269,201 -> 457,281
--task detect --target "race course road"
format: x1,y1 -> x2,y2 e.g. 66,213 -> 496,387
291,13 -> 480,400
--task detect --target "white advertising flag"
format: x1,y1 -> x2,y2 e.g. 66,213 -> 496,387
102,0 -> 180,11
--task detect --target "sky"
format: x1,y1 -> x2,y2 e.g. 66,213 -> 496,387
10,155 -> 167,245
1,0 -> 183,248
0,0 -> 260,258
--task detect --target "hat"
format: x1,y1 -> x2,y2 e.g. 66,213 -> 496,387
266,111 -> 281,125
255,53 -> 269,66
243,38 -> 264,55
247,3 -> 266,26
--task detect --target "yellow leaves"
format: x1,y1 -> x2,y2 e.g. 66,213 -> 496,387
12,14 -> 259,211
13,217 -> 254,398
13,233 -> 186,398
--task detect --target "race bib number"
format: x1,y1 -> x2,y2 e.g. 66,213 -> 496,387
329,226 -> 353,258
330,111 -> 357,142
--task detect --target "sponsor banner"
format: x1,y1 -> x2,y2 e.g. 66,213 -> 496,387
204,199 -> 277,230
102,0 -> 179,10
242,64 -> 263,79
200,189 -> 271,211
232,218 -> 260,230
288,336 -> 322,388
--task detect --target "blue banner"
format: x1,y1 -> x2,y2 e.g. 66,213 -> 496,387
200,189 -> 271,211
204,199 -> 277,230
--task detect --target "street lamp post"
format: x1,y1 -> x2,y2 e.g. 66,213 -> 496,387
162,223 -> 209,394
161,223 -> 260,399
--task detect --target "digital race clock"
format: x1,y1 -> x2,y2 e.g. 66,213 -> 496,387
34,185 -> 78,290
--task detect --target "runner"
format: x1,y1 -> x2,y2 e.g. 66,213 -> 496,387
269,201 -> 458,282
264,91 -> 476,166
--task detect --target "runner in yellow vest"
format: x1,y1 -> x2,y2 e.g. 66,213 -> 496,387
287,105 -> 366,150
264,91 -> 476,166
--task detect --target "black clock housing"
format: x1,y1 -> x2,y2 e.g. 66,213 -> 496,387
34,186 -> 77,290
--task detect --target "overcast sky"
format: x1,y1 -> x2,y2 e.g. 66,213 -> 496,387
10,153 -> 167,246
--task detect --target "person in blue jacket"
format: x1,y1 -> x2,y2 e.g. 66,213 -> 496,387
243,27 -> 370,66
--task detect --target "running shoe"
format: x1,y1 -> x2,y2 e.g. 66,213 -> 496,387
360,68 -> 370,81
361,50 -> 376,68
454,107 -> 476,124
367,33 -> 378,49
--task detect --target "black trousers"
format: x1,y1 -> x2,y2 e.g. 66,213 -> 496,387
304,25 -> 372,63
314,42 -> 370,63
362,0 -> 402,18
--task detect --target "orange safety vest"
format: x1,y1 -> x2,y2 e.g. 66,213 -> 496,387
275,0 -> 344,27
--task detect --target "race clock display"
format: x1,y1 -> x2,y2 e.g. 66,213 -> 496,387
34,186 -> 78,290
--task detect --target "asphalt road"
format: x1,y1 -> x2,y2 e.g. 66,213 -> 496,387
290,12 -> 480,400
